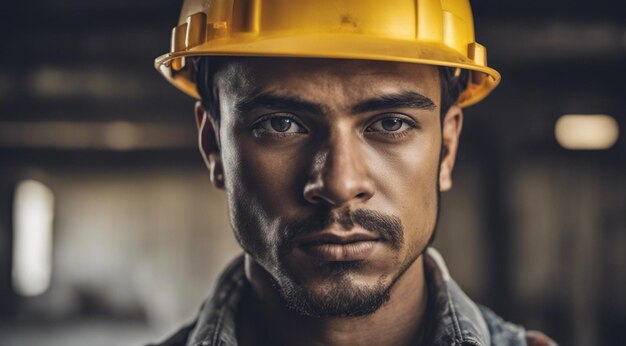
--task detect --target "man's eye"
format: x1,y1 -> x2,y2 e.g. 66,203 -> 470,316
366,117 -> 415,133
253,115 -> 307,134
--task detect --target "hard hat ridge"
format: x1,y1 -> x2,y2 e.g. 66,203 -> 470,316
155,0 -> 501,107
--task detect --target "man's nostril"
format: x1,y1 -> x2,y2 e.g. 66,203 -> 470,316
311,195 -> 324,204
355,192 -> 367,199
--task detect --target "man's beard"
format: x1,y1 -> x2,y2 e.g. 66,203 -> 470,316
231,172 -> 442,318
270,208 -> 426,318
275,260 -> 395,318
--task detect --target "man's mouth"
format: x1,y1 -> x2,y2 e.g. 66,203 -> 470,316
296,232 -> 381,261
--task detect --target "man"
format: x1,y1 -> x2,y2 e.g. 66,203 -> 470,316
152,1 -> 555,345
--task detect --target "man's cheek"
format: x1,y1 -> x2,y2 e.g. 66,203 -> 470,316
245,156 -> 301,205
229,188 -> 271,258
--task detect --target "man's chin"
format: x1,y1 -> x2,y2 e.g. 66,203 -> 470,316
276,274 -> 393,318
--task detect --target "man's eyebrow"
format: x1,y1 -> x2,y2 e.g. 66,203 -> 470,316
351,91 -> 436,114
235,92 -> 325,115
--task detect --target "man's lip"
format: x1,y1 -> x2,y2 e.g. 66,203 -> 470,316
298,241 -> 378,261
295,232 -> 381,246
294,231 -> 383,261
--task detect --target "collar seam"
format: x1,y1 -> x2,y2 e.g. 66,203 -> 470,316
446,286 -> 465,346
195,260 -> 246,346
210,307 -> 226,346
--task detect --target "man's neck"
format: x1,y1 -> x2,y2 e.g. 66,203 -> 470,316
239,255 -> 428,346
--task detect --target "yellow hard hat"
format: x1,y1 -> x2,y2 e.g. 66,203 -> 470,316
155,0 -> 500,107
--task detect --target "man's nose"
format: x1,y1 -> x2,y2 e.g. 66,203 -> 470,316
303,131 -> 375,207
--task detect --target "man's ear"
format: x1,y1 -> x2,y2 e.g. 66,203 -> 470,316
195,101 -> 225,189
439,104 -> 463,192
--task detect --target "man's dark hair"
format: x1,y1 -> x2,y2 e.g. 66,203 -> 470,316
193,57 -> 469,125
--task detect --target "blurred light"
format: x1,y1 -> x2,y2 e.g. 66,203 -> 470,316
104,121 -> 141,151
555,114 -> 619,150
0,121 -> 196,150
30,67 -> 143,99
12,180 -> 55,296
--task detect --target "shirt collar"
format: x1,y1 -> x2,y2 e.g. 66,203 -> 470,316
423,248 -> 491,346
188,249 -> 490,346
187,256 -> 246,346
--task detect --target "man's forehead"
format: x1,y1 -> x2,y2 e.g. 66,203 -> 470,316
215,57 -> 441,105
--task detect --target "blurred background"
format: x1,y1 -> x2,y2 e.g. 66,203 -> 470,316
0,1 -> 624,345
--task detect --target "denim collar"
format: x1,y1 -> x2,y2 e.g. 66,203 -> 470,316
187,248 -> 491,346
422,248 -> 491,346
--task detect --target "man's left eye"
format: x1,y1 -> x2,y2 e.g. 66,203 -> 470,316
366,117 -> 415,133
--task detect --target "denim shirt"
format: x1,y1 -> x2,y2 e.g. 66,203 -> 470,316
151,248 -> 552,346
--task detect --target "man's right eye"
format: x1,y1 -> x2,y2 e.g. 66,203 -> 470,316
252,114 -> 307,136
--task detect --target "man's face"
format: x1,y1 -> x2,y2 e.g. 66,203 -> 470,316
203,58 -> 454,317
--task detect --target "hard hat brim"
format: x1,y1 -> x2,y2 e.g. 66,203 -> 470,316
155,34 -> 500,107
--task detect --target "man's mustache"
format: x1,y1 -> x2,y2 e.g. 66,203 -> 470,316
283,209 -> 404,250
